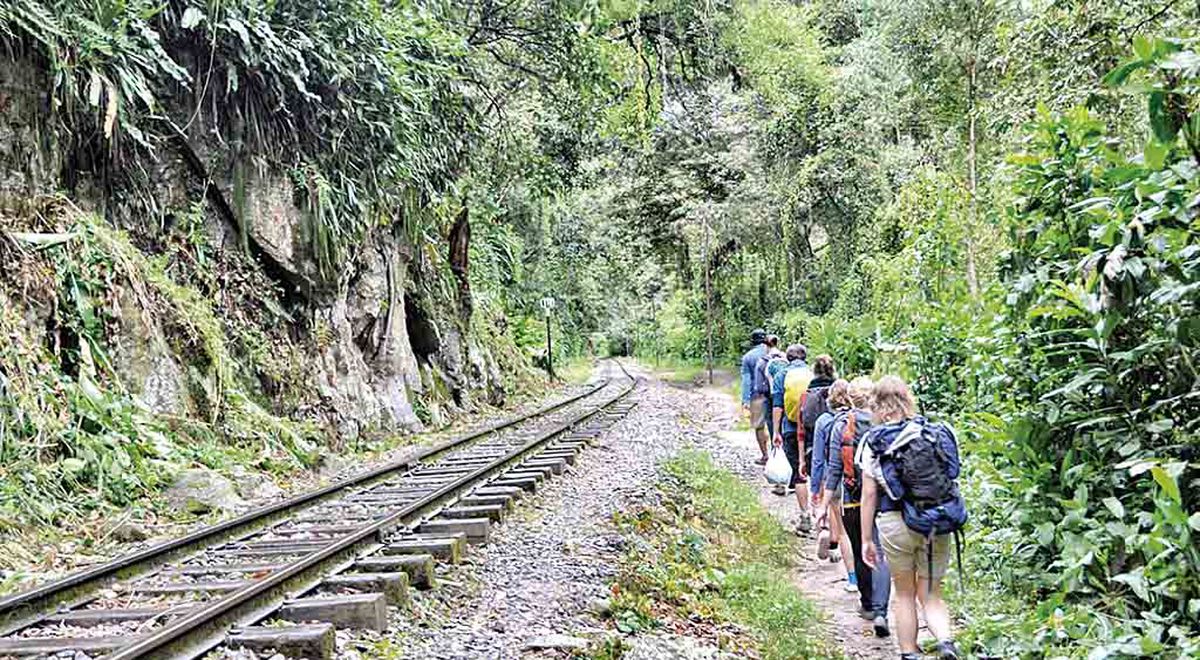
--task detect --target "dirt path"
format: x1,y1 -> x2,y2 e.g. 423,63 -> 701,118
688,366 -> 897,660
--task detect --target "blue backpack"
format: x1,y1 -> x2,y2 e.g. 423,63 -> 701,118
869,418 -> 968,537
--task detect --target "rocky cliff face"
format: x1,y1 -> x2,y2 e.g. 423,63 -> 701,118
0,54 -> 518,449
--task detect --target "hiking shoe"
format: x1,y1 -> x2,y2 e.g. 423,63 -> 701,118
936,640 -> 960,660
828,546 -> 842,563
816,529 -> 831,560
844,572 -> 858,591
755,457 -> 768,465
857,605 -> 874,620
797,512 -> 813,534
900,654 -> 921,660
873,614 -> 890,638
771,484 -> 786,496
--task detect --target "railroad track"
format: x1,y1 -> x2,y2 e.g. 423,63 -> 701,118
0,359 -> 639,659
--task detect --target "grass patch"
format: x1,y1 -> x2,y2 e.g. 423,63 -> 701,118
636,355 -> 709,386
601,449 -> 842,659
557,355 -> 596,385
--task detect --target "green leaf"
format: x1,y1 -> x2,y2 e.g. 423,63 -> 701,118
1150,466 -> 1181,504
1189,512 -> 1200,531
1036,521 -> 1055,546
1113,567 -> 1150,601
61,458 -> 86,474
1102,60 -> 1146,87
1133,35 -> 1153,61
1102,497 -> 1124,519
1144,138 -> 1169,169
1146,418 -> 1173,434
181,7 -> 205,29
1148,92 -> 1180,143
1140,637 -> 1165,654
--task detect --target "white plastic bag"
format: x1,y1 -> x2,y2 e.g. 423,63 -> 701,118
764,445 -> 792,485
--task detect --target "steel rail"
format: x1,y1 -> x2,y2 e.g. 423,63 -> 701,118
106,366 -> 637,659
0,376 -> 610,635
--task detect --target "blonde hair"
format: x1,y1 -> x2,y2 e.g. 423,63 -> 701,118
848,376 -> 874,409
871,375 -> 916,423
827,379 -> 851,409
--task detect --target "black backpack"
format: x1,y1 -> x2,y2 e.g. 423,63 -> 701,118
869,420 -> 968,536
800,385 -> 830,436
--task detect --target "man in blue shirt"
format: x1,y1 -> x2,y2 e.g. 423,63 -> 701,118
740,328 -> 770,465
771,344 -> 813,532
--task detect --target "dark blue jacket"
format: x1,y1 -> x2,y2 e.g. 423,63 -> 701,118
740,345 -> 766,405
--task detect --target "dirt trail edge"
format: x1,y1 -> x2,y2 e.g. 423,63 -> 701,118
693,368 -> 896,660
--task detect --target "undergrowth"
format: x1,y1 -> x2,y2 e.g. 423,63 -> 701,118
0,198 -> 323,548
601,449 -> 842,660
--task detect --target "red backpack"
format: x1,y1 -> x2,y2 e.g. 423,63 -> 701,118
840,412 -> 871,500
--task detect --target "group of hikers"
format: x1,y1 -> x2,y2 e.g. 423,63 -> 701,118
739,329 -> 966,660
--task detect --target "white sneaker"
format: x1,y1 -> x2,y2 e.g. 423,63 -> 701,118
828,547 -> 842,563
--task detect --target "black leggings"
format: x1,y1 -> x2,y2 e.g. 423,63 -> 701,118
782,432 -> 805,488
842,505 -> 876,613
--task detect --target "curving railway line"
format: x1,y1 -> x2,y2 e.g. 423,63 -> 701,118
0,359 -> 639,659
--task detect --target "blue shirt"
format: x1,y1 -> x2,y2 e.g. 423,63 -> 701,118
810,410 -> 838,496
769,359 -> 807,435
740,345 -> 766,404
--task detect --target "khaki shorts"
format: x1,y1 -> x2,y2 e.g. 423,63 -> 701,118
877,511 -> 951,580
749,395 -> 770,429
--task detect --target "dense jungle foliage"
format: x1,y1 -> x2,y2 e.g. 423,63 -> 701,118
1,0 -> 1199,656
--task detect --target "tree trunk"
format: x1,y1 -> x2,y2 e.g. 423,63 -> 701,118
448,206 -> 472,327
965,57 -> 980,298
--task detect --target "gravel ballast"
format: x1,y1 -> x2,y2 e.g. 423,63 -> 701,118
331,363 -> 742,658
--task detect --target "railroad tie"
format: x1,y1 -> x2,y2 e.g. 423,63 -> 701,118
441,503 -> 506,522
0,635 -> 138,657
418,517 -> 491,544
381,534 -> 466,563
458,493 -> 516,510
279,593 -> 389,631
322,571 -> 410,606
354,553 -> 437,589
228,623 -> 336,660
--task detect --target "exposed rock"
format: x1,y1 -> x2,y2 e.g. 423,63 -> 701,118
0,56 -> 522,451
0,57 -> 60,204
522,634 -> 589,651
624,635 -> 738,660
228,465 -> 284,501
110,289 -> 191,416
318,454 -> 352,481
164,468 -> 245,514
243,173 -> 324,293
109,522 -> 150,543
588,597 -> 613,617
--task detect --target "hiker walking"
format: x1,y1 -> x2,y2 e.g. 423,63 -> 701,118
740,328 -> 772,465
770,344 -> 813,532
812,378 -> 863,594
821,376 -> 891,638
858,376 -> 964,660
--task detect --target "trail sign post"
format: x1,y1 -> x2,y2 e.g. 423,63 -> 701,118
540,297 -> 556,379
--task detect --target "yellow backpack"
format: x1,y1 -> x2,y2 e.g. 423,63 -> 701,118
782,367 -> 813,422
